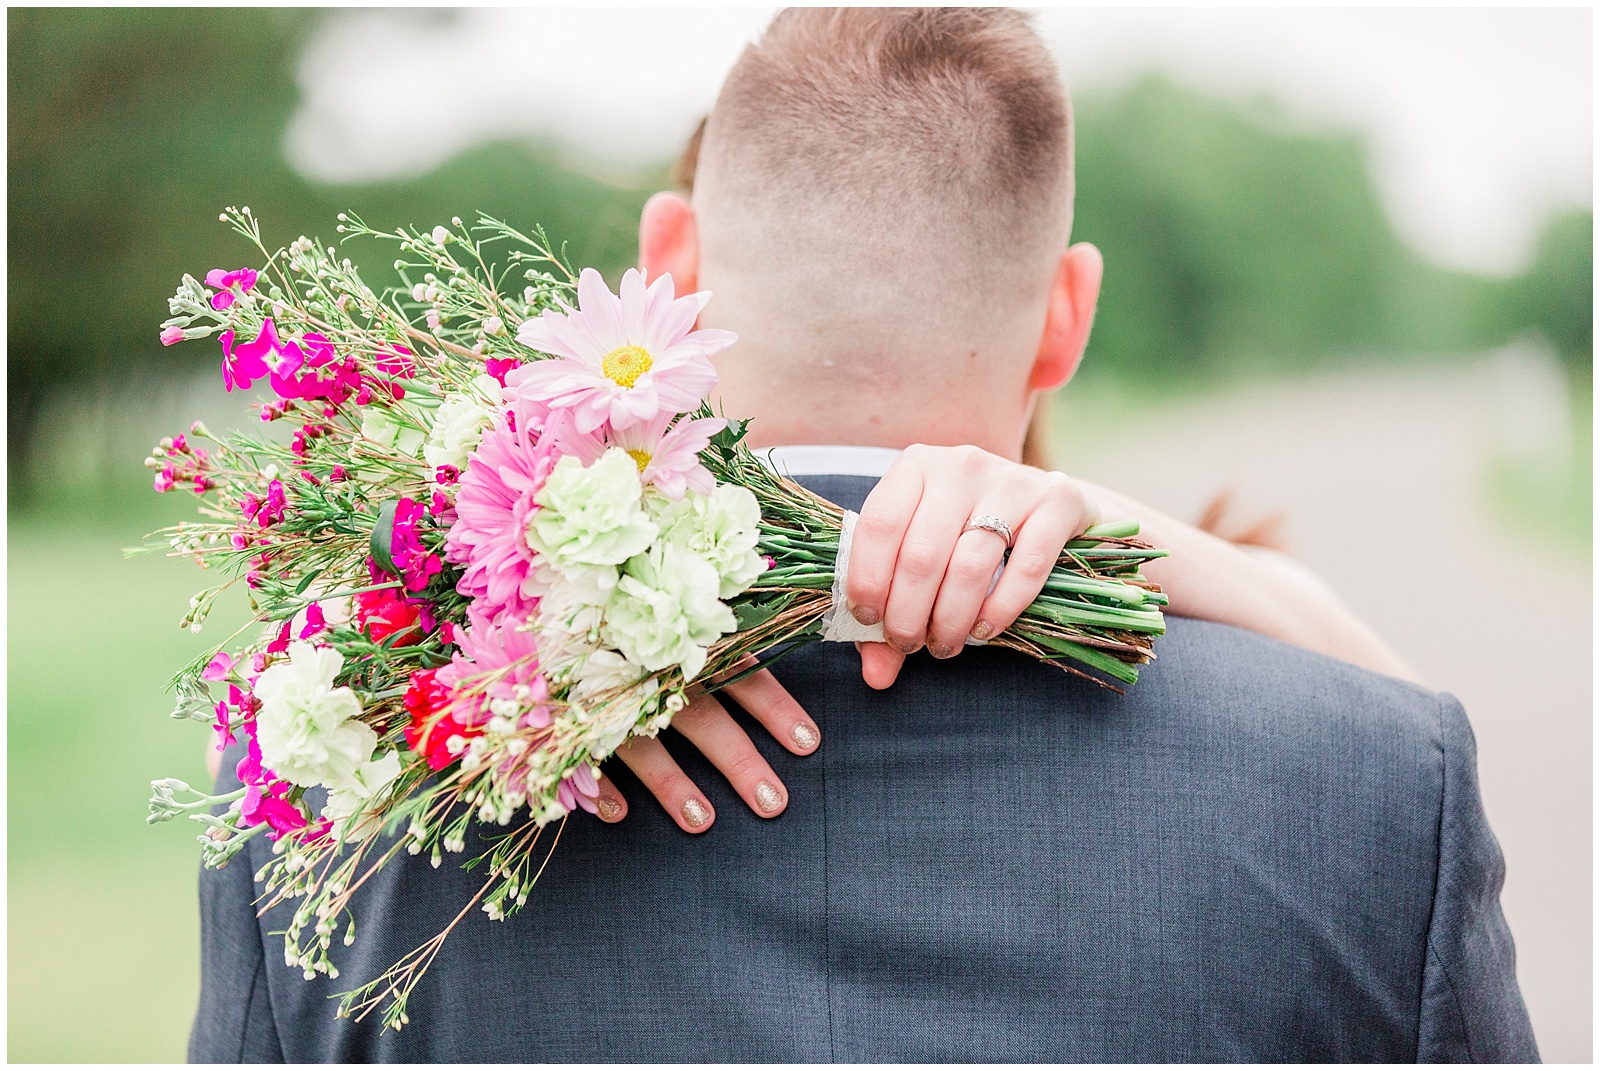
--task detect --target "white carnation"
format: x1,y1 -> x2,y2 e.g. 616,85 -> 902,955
653,483 -> 766,598
423,374 -> 501,474
362,408 -> 425,457
537,569 -> 609,640
323,750 -> 402,822
253,641 -> 377,790
603,543 -> 735,682
528,449 -> 658,573
568,648 -> 658,758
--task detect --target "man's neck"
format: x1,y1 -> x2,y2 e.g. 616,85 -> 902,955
729,401 -> 1027,463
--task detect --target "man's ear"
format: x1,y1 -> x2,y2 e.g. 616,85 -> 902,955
1028,242 -> 1103,392
639,191 -> 699,293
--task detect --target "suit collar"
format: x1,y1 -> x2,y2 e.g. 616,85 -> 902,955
760,444 -> 902,479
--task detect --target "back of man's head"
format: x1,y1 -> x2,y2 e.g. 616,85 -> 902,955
692,9 -> 1075,412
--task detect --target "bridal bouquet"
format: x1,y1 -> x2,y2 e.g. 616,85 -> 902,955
144,208 -> 1167,1028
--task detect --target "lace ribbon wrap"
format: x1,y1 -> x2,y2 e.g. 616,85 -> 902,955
819,510 -> 994,645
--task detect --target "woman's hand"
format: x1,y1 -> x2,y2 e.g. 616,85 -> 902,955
841,442 -> 1421,689
844,444 -> 1101,690
591,659 -> 821,833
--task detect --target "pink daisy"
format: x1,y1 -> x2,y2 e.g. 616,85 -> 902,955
510,268 -> 734,433
444,397 -> 568,624
609,412 -> 724,500
436,606 -> 550,729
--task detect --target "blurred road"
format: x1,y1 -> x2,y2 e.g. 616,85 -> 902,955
1057,352 -> 1592,1060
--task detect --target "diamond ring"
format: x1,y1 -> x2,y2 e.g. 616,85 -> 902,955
962,513 -> 1015,549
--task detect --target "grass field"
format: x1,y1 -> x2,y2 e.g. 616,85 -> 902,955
8,492 -> 238,1062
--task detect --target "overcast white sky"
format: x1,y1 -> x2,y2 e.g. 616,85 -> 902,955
285,7 -> 1592,277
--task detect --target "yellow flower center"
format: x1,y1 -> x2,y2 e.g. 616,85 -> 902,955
625,448 -> 652,472
601,345 -> 652,389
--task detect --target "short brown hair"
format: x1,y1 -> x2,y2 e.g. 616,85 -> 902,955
695,8 -> 1072,263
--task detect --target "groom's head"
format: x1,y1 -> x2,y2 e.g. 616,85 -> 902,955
640,8 -> 1102,459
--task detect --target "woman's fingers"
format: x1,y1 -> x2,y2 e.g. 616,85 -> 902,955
857,640 -> 907,690
592,772 -> 628,823
972,490 -> 1082,640
879,483 -> 972,654
602,661 -> 817,829
671,693 -> 789,818
716,660 -> 821,755
844,462 -> 925,627
925,526 -> 1009,656
614,735 -> 717,833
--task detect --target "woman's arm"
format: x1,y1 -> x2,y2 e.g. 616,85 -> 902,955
1082,479 -> 1421,683
844,444 -> 1421,689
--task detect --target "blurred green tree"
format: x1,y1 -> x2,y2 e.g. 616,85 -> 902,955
1068,74 -> 1575,385
1508,208 -> 1594,377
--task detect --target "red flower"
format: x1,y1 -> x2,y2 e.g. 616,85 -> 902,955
354,587 -> 423,645
403,669 -> 480,770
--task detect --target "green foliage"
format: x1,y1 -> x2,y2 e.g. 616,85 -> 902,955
1506,208 -> 1594,373
1071,75 -> 1589,384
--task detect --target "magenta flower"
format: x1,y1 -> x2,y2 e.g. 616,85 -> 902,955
267,618 -> 293,654
271,332 -> 361,404
201,652 -> 236,682
298,601 -> 328,639
212,701 -> 235,749
375,345 -> 415,379
444,398 -> 567,623
206,268 -> 258,311
391,497 -> 443,593
235,720 -> 308,840
608,412 -> 724,500
219,323 -> 274,392
485,356 -> 521,386
161,325 -> 184,347
246,479 -> 287,528
367,345 -> 416,402
511,268 -> 733,432
220,319 -> 361,403
243,780 -> 309,840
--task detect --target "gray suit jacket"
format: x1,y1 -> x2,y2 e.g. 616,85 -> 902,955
190,474 -> 1537,1061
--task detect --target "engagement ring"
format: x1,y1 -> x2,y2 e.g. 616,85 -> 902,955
963,513 -> 1015,549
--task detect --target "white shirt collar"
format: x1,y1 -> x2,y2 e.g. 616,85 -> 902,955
759,444 -> 903,479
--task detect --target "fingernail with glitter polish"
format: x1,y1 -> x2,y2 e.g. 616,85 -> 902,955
852,605 -> 881,626
596,796 -> 622,821
890,636 -> 919,655
754,781 -> 784,813
681,798 -> 711,828
791,722 -> 819,750
927,640 -> 954,659
970,620 -> 995,641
